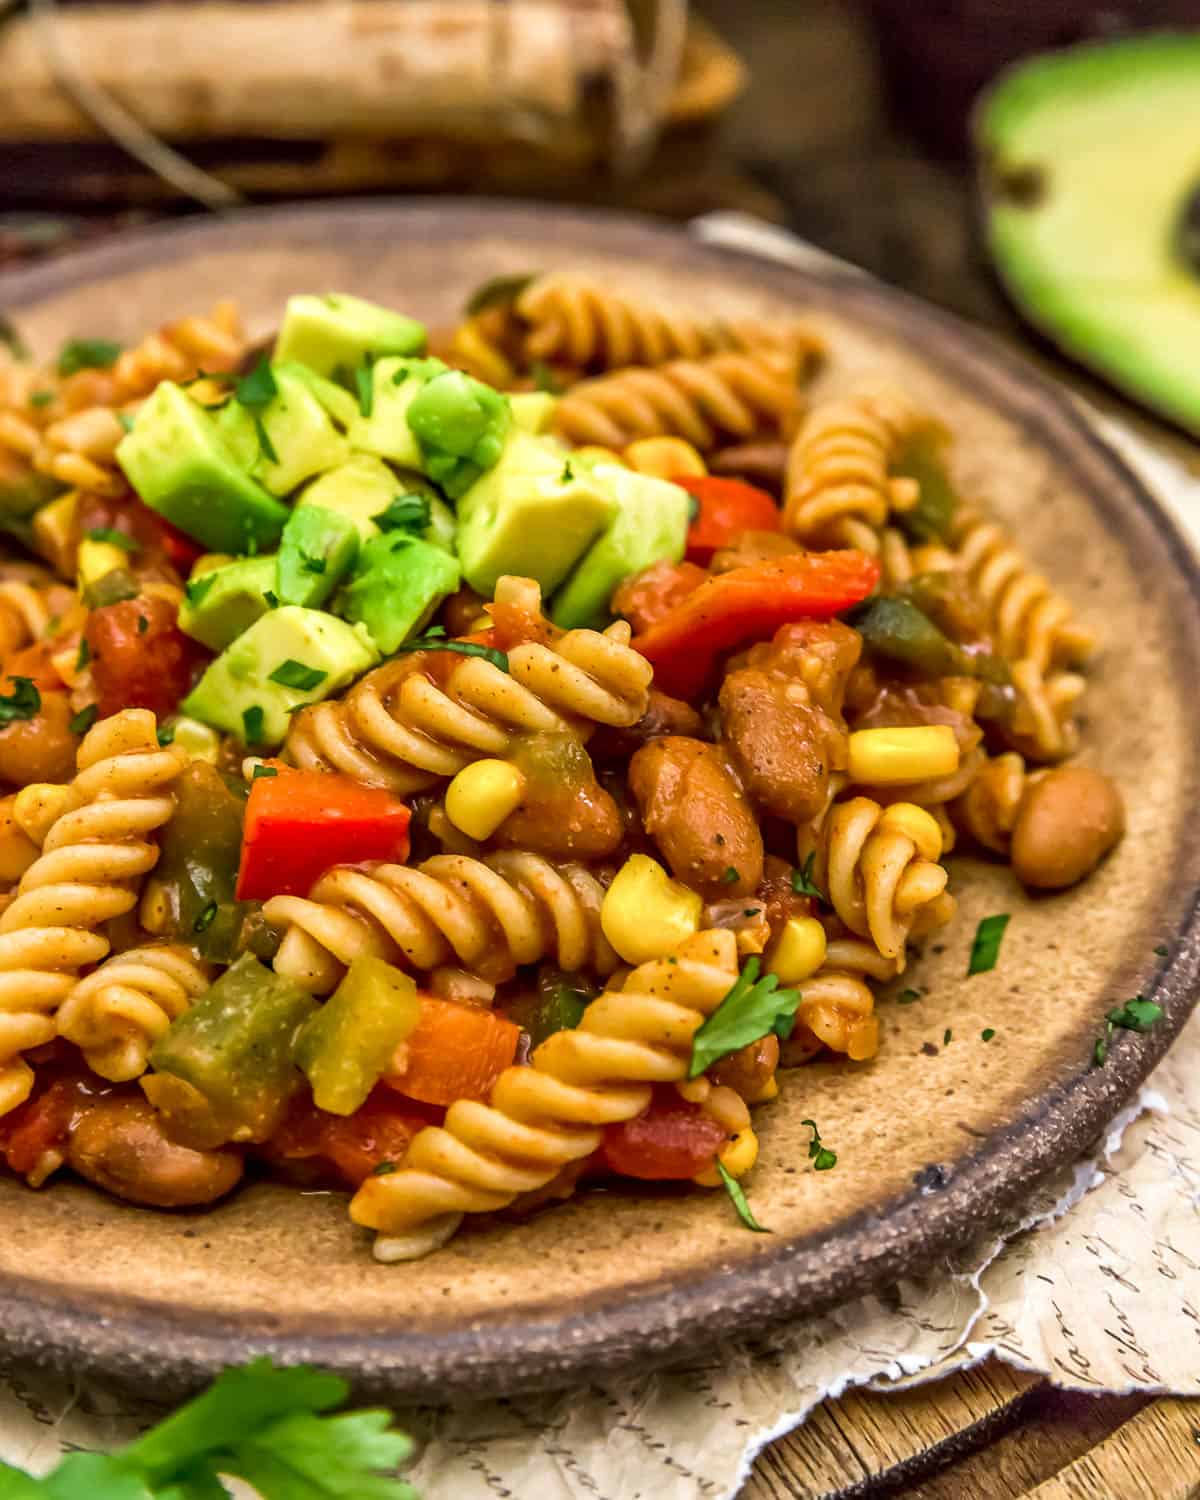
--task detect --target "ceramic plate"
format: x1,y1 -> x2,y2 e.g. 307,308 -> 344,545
1,202 -> 1197,1399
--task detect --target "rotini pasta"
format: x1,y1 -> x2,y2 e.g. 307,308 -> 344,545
287,581 -> 652,793
351,928 -> 740,1255
56,944 -> 210,1084
552,349 -> 802,453
264,850 -> 618,994
0,709 -> 184,1114
784,386 -> 926,552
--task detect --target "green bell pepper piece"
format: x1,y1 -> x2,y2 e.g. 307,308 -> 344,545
146,953 -> 317,1147
893,432 -> 958,543
855,594 -> 1010,685
292,955 -> 421,1115
507,976 -> 593,1050
406,369 -> 511,498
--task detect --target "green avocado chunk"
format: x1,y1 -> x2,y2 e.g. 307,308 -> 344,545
339,532 -> 461,654
274,292 -> 426,378
978,34 -> 1200,434
182,604 -> 378,747
455,430 -> 614,597
178,556 -> 277,652
215,364 -> 350,496
298,455 -> 455,552
283,361 -> 361,430
345,357 -> 440,469
116,382 -> 289,554
275,504 -> 359,609
551,462 -> 689,629
405,368 -> 511,498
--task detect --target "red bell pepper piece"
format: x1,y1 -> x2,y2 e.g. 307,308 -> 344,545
0,1075 -> 91,1180
262,1085 -> 441,1189
384,996 -> 521,1107
236,768 -> 411,900
631,550 -> 880,699
602,1087 -> 728,1180
679,475 -> 782,566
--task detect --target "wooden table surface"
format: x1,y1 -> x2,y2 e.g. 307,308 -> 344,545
688,2 -> 1200,1495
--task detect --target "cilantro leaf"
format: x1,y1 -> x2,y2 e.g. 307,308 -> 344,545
185,573 -> 217,609
355,362 -> 375,418
69,704 -> 98,735
1109,996 -> 1163,1033
801,1118 -> 837,1171
967,913 -> 1009,976
233,358 -> 277,411
717,1162 -> 770,1233
86,527 -> 140,554
241,705 -> 264,744
373,494 -> 431,536
688,956 -> 800,1078
790,851 -> 825,903
687,493 -> 700,523
29,390 -> 55,409
530,360 -> 563,395
0,677 -> 40,724
392,634 -> 509,673
253,413 -> 279,467
464,270 -> 536,316
57,337 -> 121,376
269,660 -> 327,692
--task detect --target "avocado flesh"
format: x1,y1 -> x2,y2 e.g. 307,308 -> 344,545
178,555 -> 277,652
339,533 -> 461,654
979,35 -> 1200,433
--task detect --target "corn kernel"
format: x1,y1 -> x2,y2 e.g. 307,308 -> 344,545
878,802 -> 943,861
847,725 -> 960,786
694,1125 -> 759,1186
767,915 -> 827,985
623,436 -> 708,480
445,759 -> 526,842
600,852 -> 703,965
77,538 -> 129,589
165,717 -> 220,763
31,490 -> 79,576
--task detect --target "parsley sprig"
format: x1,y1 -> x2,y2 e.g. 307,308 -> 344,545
0,1358 -> 417,1498
0,677 -> 40,725
718,1162 -> 770,1233
374,494 -> 431,535
688,956 -> 800,1078
234,358 -> 280,465
790,852 -> 826,904
801,1118 -> 837,1172
392,630 -> 509,673
967,913 -> 1009,976
1093,995 -> 1164,1066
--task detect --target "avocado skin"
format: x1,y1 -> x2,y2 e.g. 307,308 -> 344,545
977,34 -> 1200,434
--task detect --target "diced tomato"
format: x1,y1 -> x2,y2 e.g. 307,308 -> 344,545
84,592 -> 208,720
0,1075 -> 92,1180
76,491 -> 204,575
631,551 -> 881,699
678,476 -> 782,566
236,768 -> 412,900
384,996 -> 521,1107
488,597 -> 558,650
263,1086 -> 441,1189
602,1087 -> 728,1181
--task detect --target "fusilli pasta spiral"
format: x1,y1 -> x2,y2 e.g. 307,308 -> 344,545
351,927 -> 741,1256
287,581 -> 652,793
552,349 -> 801,453
784,386 -> 926,552
264,850 -> 618,995
516,273 -> 818,372
56,943 -> 210,1084
0,709 -> 185,1114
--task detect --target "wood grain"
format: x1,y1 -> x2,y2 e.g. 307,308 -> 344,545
1027,1400 -> 1200,1500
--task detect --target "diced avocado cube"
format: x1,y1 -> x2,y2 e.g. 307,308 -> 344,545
275,293 -> 426,379
405,368 -> 511,499
276,504 -> 359,609
182,605 -> 378,747
510,391 -> 558,434
282,361 -> 360,430
299,454 -> 457,554
345,356 -> 441,469
116,382 -> 289,555
215,365 -> 350,497
551,464 -> 690,629
178,556 -> 277,651
455,430 -> 614,597
339,533 -> 461,655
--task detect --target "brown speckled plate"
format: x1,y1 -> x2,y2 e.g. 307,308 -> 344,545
1,203 -> 1198,1400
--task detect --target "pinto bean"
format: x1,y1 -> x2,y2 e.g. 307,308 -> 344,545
66,1096 -> 244,1208
587,688 -> 707,762
719,667 -> 844,825
709,1034 -> 780,1103
629,736 -> 763,898
1011,766 -> 1125,889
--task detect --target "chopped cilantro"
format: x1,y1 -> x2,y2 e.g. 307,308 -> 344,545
1154,944 -> 1169,957
374,493 -> 432,535
391,367 -> 409,385
465,270 -> 536,316
241,705 -> 264,744
185,572 -> 217,609
687,493 -> 700,523
85,526 -> 139,553
943,1028 -> 953,1046
717,1162 -> 770,1233
68,704 -> 98,735
967,913 -> 1009,976
1094,1035 -> 1109,1067
1109,996 -> 1164,1032
371,1160 -> 397,1177
720,866 -> 740,885
561,461 -> 574,484
355,361 -> 375,418
0,677 -> 40,724
29,390 -> 54,409
531,359 -> 563,395
269,660 -> 327,693
801,1118 -> 837,1171
57,336 -> 121,376
193,900 -> 218,933
251,764 -> 279,781
252,412 -> 279,466
688,956 -> 801,1077
156,724 -> 176,746
136,613 -> 149,634
300,552 -> 327,575
234,357 -> 277,410
392,634 -> 509,673
896,987 -> 921,1005
982,1028 -> 996,1042
75,637 -> 90,670
790,851 -> 825,903
263,590 -> 279,609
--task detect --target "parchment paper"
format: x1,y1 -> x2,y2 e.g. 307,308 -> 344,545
1,222 -> 1197,1499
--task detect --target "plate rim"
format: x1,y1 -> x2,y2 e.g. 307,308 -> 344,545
1,198 -> 1198,1399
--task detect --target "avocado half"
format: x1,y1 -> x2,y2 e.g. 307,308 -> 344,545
976,34 -> 1200,433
